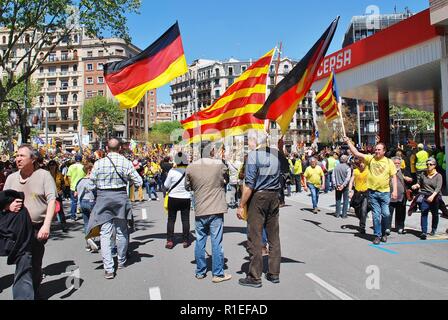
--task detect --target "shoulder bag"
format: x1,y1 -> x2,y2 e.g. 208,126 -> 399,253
164,171 -> 186,213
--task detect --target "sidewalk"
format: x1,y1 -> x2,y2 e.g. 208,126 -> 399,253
286,190 -> 448,237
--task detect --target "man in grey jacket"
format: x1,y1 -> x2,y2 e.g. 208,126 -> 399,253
332,155 -> 352,218
185,144 -> 232,283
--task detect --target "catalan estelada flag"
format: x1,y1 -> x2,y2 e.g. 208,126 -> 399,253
254,17 -> 339,134
104,22 -> 188,110
181,49 -> 275,144
315,70 -> 339,122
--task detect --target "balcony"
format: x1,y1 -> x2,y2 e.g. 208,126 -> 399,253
46,116 -> 78,123
41,54 -> 79,64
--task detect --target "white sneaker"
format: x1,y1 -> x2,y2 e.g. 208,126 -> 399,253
87,238 -> 99,251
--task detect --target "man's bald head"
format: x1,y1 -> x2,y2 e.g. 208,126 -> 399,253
107,138 -> 121,152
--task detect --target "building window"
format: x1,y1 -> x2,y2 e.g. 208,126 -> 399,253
73,109 -> 78,121
73,64 -> 78,72
73,34 -> 79,43
115,49 -> 124,56
150,91 -> 155,95
97,63 -> 103,71
60,94 -> 68,105
215,90 -> 220,99
98,50 -> 104,57
73,79 -> 77,87
86,91 -> 93,98
87,51 -> 93,58
2,36 -> 6,44
241,66 -> 247,72
97,76 -> 104,84
87,63 -> 93,71
86,77 -> 93,84
98,90 -> 104,96
73,94 -> 78,102
228,67 -> 233,76
49,96 -> 56,105
39,67 -> 44,74
48,79 -> 56,87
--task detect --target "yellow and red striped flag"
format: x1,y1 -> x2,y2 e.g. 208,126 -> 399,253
315,70 -> 339,122
181,49 -> 275,144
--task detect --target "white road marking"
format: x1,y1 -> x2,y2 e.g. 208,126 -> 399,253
149,286 -> 162,300
142,208 -> 147,220
305,273 -> 354,300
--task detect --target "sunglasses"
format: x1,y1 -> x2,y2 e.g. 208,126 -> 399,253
426,163 -> 436,166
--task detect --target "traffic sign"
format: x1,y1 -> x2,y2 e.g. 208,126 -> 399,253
443,112 -> 448,130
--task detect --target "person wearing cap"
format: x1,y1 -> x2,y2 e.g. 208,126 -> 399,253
66,154 -> 85,220
164,152 -> 191,249
411,157 -> 443,240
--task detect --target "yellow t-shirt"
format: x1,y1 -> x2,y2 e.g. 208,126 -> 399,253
401,160 -> 406,170
304,166 -> 324,188
353,168 -> 368,192
364,155 -> 397,192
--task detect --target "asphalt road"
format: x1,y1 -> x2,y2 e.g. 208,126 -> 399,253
1,191 -> 447,300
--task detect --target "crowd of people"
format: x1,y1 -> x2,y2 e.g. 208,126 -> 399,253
1,133 -> 448,298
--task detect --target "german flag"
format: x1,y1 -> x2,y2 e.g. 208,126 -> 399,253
315,71 -> 339,122
104,22 -> 188,110
181,49 -> 275,144
254,17 -> 339,134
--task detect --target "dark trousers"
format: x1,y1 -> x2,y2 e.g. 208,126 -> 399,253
279,175 -> 286,204
247,191 -> 281,281
31,223 -> 46,297
167,197 -> 191,242
389,199 -> 407,231
14,223 -> 46,300
353,191 -> 368,230
13,252 -> 34,300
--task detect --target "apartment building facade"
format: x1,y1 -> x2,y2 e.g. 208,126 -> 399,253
0,28 -> 156,150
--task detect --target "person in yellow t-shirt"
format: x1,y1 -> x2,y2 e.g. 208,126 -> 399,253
349,159 -> 369,234
303,157 -> 325,214
344,137 -> 397,245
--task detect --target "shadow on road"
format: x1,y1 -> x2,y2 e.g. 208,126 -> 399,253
302,219 -> 358,235
43,260 -> 76,277
0,274 -> 14,294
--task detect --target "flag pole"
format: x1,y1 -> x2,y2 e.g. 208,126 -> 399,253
338,96 -> 346,137
266,45 -> 280,143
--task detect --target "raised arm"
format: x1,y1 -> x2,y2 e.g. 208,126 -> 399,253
343,137 -> 366,160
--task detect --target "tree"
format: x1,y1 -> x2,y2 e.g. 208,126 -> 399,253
0,0 -> 141,109
316,105 -> 357,144
81,96 -> 124,146
146,121 -> 183,144
390,105 -> 434,142
1,77 -> 41,138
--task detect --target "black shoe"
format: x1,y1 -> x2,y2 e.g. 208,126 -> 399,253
359,228 -> 366,234
429,230 -> 436,236
238,277 -> 262,288
381,235 -> 387,243
420,233 -> 427,240
373,237 -> 381,245
265,273 -> 280,284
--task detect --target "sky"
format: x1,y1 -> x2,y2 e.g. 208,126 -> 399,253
124,0 -> 428,104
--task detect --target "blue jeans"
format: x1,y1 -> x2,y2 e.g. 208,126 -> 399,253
100,219 -> 128,273
420,198 -> 439,234
307,183 -> 319,209
368,190 -> 391,237
80,200 -> 95,235
325,172 -> 332,193
70,190 -> 78,218
335,188 -> 350,218
262,227 -> 268,245
146,184 -> 158,200
293,174 -> 302,192
194,214 -> 224,277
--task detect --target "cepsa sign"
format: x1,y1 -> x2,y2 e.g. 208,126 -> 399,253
316,49 -> 352,80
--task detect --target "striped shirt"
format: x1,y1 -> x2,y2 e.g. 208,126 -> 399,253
91,152 -> 142,190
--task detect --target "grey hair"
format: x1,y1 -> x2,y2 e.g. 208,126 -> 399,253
309,157 -> 317,162
247,130 -> 267,146
391,156 -> 402,162
339,155 -> 348,163
427,157 -> 437,165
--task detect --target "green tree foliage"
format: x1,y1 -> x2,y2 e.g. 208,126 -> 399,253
0,77 -> 41,137
81,96 -> 124,142
146,121 -> 183,144
0,0 -> 141,106
390,105 -> 434,140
